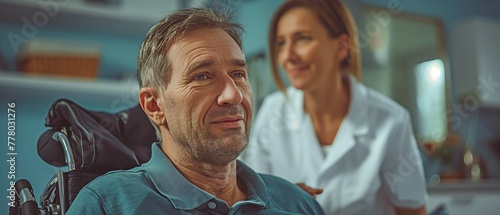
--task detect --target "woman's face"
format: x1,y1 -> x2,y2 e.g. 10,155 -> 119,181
276,7 -> 343,91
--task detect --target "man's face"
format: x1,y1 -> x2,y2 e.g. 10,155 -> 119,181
161,28 -> 252,165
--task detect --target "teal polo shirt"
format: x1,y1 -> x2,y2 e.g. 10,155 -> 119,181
67,143 -> 325,214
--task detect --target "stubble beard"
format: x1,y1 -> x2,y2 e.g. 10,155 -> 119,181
171,125 -> 250,165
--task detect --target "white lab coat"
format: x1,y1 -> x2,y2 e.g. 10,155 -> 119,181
242,74 -> 427,215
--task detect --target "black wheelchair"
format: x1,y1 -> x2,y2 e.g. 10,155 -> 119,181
9,99 -> 157,215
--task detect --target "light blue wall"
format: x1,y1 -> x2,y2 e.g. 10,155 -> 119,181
236,0 -> 284,57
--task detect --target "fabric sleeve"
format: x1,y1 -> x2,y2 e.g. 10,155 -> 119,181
380,112 -> 428,208
66,186 -> 108,215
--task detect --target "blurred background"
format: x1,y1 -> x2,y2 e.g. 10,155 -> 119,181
1,0 -> 499,214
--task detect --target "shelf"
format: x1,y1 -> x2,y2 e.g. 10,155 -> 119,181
427,179 -> 500,191
0,0 -> 207,36
1,71 -> 139,105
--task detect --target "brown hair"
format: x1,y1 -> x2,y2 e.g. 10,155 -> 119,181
269,0 -> 361,92
137,8 -> 244,140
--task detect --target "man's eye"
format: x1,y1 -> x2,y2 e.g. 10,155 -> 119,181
232,71 -> 247,79
193,74 -> 208,80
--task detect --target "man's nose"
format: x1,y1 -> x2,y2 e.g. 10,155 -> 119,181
217,76 -> 243,107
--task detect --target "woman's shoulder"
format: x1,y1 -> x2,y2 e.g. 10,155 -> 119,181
358,83 -> 410,120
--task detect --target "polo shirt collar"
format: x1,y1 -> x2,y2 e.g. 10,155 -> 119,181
143,143 -> 267,210
236,160 -> 268,206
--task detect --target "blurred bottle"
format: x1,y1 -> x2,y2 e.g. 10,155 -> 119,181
462,147 -> 483,181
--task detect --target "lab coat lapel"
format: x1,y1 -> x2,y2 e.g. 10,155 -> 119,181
289,88 -> 327,168
318,74 -> 370,177
317,120 -> 360,176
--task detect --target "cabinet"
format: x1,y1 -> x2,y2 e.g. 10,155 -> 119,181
427,180 -> 500,214
451,17 -> 500,107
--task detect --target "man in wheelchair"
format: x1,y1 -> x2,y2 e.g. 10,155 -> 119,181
60,8 -> 325,214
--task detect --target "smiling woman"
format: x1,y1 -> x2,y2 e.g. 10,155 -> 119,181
241,0 -> 428,214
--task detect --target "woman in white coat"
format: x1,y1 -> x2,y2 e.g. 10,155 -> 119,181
242,0 -> 427,214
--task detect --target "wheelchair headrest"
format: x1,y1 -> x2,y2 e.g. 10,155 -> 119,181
37,98 -> 157,172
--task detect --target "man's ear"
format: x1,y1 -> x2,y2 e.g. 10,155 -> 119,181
139,87 -> 166,126
336,34 -> 350,62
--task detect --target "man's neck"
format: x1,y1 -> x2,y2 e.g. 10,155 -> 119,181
179,160 -> 247,206
162,143 -> 247,206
